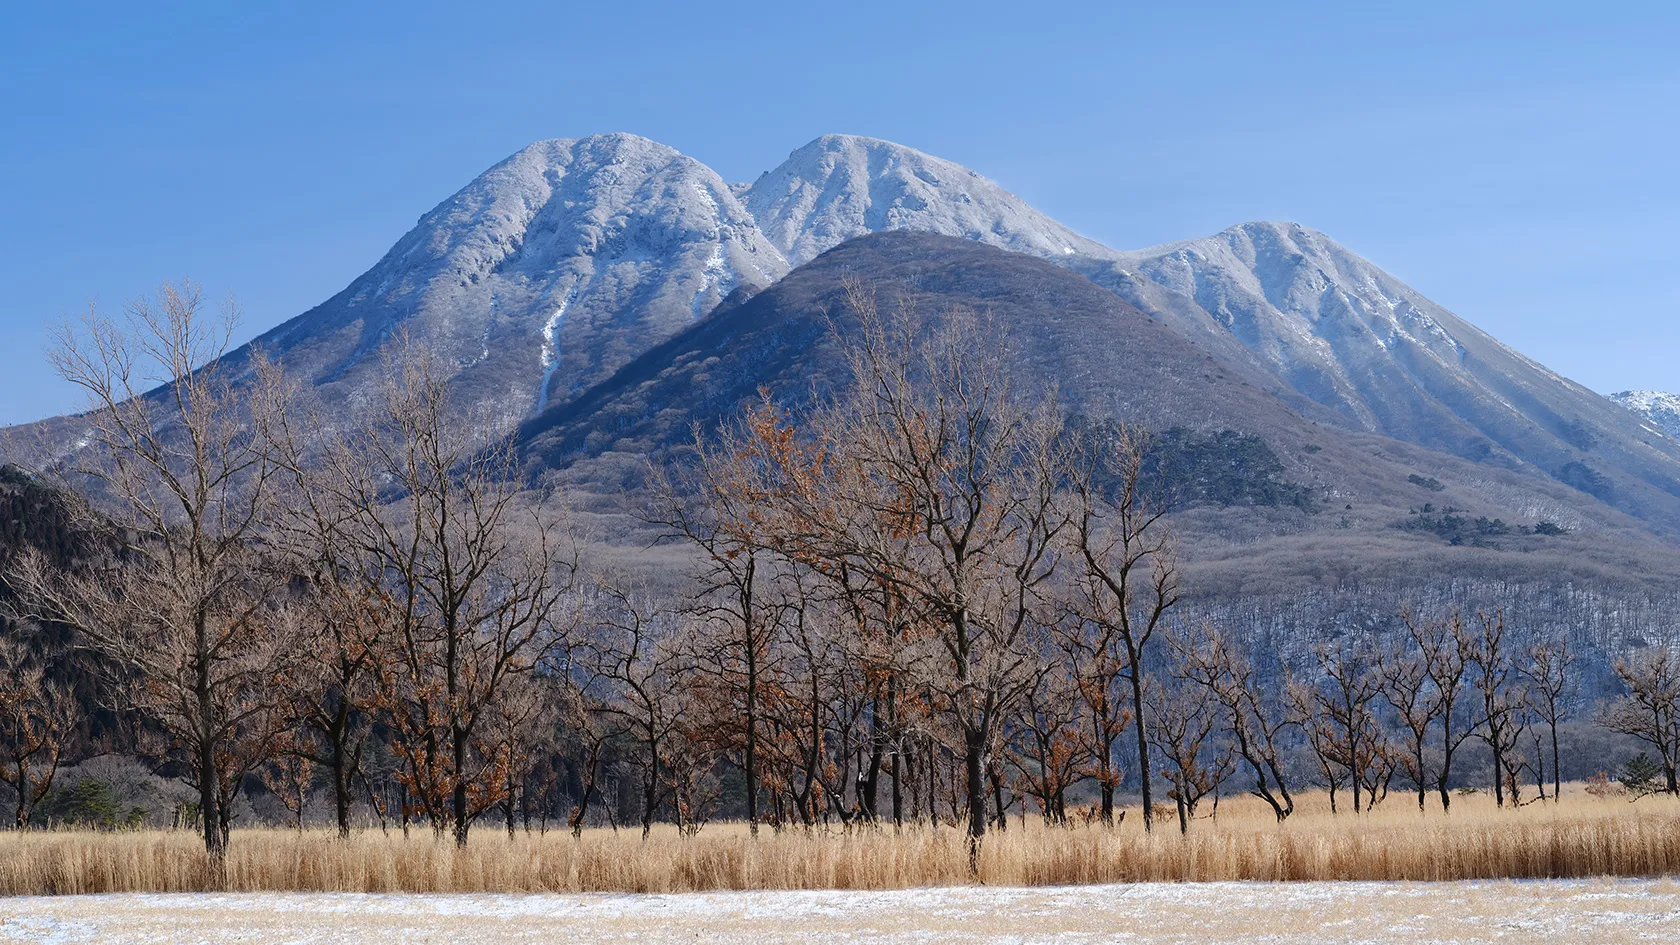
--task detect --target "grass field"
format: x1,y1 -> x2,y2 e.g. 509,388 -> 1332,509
4,880 -> 1680,944
4,787 -> 1679,896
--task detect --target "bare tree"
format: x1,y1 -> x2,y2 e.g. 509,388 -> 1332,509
1520,633 -> 1576,802
1148,673 -> 1234,833
259,745 -> 313,832
724,286 -> 1067,868
485,674 -> 555,840
757,572 -> 862,829
1405,610 -> 1476,812
583,579 -> 690,837
1290,679 -> 1349,812
1007,654 -> 1084,825
1470,610 -> 1524,807
553,680 -> 615,838
1598,643 -> 1680,796
825,562 -> 924,827
1052,604 -> 1133,826
1377,638 -> 1439,811
1175,624 -> 1296,821
338,339 -> 579,845
7,283 -> 302,861
1292,638 -> 1385,813
1066,423 -> 1179,832
0,639 -> 77,828
266,395 -> 382,838
652,440 -> 781,837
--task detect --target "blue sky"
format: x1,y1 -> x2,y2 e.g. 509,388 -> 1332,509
2,1 -> 1676,425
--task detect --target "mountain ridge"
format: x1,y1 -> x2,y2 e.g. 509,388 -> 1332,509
12,130 -> 1680,541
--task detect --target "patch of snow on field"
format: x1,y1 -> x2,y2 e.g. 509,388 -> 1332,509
5,880 -> 1680,944
0,913 -> 98,944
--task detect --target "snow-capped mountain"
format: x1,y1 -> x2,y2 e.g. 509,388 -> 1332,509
18,130 -> 1680,531
1613,390 -> 1680,439
744,134 -> 1111,266
250,134 -> 787,422
241,132 -> 1137,422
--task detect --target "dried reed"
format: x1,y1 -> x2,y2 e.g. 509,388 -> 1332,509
4,788 -> 1677,896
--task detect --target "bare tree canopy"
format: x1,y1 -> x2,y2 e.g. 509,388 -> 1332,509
7,282 -> 303,862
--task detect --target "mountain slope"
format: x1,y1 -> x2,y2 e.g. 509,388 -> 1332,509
519,231 -> 1320,468
1089,223 -> 1680,529
518,232 -> 1680,602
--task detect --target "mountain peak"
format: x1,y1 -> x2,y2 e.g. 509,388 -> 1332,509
743,133 -> 1108,266
254,131 -> 785,422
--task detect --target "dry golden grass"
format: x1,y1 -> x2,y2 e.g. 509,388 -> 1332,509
5,787 -> 1679,896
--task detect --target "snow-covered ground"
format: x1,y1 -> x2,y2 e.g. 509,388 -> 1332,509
3,879 -> 1679,944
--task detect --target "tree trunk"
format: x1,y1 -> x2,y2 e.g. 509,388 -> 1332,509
571,744 -> 602,839
1438,720 -> 1455,813
195,611 -> 225,865
1549,721 -> 1562,803
199,749 -> 222,863
1128,664 -> 1152,832
963,724 -> 986,874
332,749 -> 351,840
861,704 -> 885,822
1491,741 -> 1505,808
1415,744 -> 1427,812
642,727 -> 660,840
887,681 -> 903,829
989,761 -> 1008,830
505,764 -> 518,839
452,724 -> 470,846
10,766 -> 29,829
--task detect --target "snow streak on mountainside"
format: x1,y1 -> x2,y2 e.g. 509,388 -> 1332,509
1614,390 -> 1680,439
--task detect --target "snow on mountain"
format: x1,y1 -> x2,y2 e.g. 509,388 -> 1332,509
253,133 -> 787,421
242,132 -> 1128,423
1612,390 -> 1680,439
1106,222 -> 1508,433
743,135 -> 1112,267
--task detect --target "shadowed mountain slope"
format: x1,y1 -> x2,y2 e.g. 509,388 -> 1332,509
517,233 -> 1680,608
519,231 -> 1333,467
